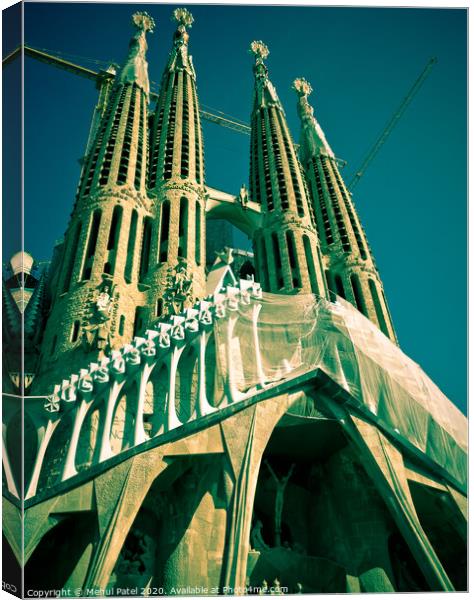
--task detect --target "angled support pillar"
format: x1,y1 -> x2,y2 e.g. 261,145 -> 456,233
323,400 -> 455,592
220,393 -> 296,594
82,447 -> 171,591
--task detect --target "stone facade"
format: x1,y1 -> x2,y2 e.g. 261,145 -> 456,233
2,7 -> 466,597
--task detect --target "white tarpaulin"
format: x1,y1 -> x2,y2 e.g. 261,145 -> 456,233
211,292 -> 467,489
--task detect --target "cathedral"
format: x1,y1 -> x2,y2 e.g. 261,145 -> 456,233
2,8 -> 467,595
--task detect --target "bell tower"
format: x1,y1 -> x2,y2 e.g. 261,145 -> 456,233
147,8 -> 206,318
293,77 -> 397,342
34,12 -> 156,389
248,42 -> 327,297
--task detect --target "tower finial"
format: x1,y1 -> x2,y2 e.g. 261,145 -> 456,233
173,7 -> 194,29
118,11 -> 155,97
171,8 -> 193,48
249,41 -> 270,84
293,76 -> 334,159
249,40 -> 269,62
292,77 -> 313,98
132,11 -> 155,33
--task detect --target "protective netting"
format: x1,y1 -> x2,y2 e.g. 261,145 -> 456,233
211,292 -> 467,489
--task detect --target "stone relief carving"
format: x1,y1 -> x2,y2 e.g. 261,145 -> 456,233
163,258 -> 194,316
82,276 -> 118,353
237,183 -> 249,208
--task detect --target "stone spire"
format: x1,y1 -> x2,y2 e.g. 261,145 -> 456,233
248,42 -> 327,297
33,14 -> 156,391
118,11 -> 155,98
147,7 -> 206,319
164,7 -> 195,76
250,41 -> 282,110
149,7 -> 203,186
76,11 -> 154,198
293,78 -> 335,162
293,78 -> 397,342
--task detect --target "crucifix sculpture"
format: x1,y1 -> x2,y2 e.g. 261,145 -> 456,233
264,460 -> 295,547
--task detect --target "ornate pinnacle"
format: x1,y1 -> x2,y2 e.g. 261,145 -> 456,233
173,8 -> 194,28
249,40 -> 269,62
132,11 -> 155,33
118,12 -> 154,97
293,77 -> 335,159
292,77 -> 313,98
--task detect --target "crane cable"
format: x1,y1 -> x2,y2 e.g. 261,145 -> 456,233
347,57 -> 437,191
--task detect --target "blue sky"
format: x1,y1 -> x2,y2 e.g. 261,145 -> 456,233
16,2 -> 467,412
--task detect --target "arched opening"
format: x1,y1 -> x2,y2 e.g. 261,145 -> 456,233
75,404 -> 102,472
175,345 -> 198,423
303,235 -> 319,295
159,200 -> 170,263
248,403 -> 425,593
155,298 -> 163,318
107,205 -> 123,251
254,236 -> 269,290
25,512 -> 98,593
143,363 -> 169,437
368,279 -> 390,337
325,270 -> 335,299
139,216 -> 152,282
195,201 -> 202,266
350,273 -> 368,317
71,320 -> 80,343
334,273 -> 345,299
103,205 -> 123,277
124,209 -> 138,283
110,381 -> 138,455
133,306 -> 146,338
271,232 -> 283,289
286,231 -> 301,289
178,196 -> 188,259
204,333 -> 225,407
81,209 -> 102,281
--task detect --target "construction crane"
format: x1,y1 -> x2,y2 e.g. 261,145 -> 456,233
347,57 -> 437,191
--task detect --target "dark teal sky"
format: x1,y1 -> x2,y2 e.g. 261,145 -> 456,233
19,3 -> 467,412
